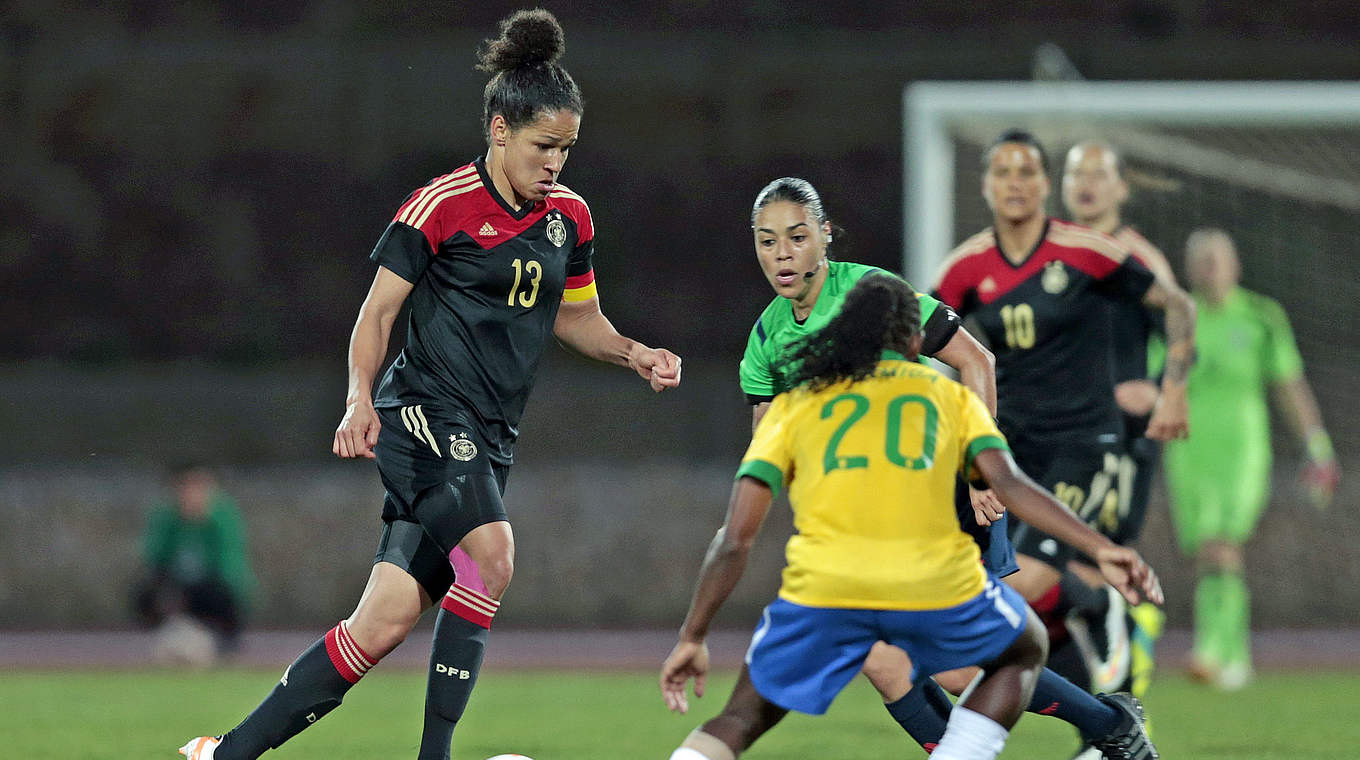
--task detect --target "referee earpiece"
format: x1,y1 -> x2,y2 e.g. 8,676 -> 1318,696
803,257 -> 826,280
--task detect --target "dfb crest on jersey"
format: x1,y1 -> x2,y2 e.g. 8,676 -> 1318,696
546,217 -> 567,248
1041,261 -> 1069,294
449,433 -> 478,461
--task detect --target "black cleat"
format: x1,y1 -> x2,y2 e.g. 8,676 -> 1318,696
1089,692 -> 1158,760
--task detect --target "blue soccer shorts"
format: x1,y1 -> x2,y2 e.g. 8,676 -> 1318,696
744,577 -> 1029,715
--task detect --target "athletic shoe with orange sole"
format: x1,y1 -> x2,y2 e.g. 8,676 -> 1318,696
1186,658 -> 1219,685
179,736 -> 220,759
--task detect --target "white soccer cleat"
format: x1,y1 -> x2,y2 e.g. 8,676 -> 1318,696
1215,662 -> 1255,692
179,736 -> 220,760
1066,586 -> 1131,693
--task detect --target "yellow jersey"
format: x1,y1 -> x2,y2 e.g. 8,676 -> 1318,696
737,359 -> 1008,610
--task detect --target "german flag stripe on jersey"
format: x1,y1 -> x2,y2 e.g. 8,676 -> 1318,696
563,269 -> 597,302
934,219 -> 1133,307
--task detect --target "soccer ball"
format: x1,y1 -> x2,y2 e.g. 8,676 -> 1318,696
485,756 -> 533,760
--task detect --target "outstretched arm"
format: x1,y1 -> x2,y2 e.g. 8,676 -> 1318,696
554,297 -> 681,391
1141,278 -> 1197,441
973,448 -> 1163,606
334,267 -> 414,459
661,477 -> 773,713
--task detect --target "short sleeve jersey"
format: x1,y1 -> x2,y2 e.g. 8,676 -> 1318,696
1110,226 -> 1167,386
739,261 -> 961,403
369,157 -> 598,464
932,219 -> 1154,443
736,360 -> 1008,610
1185,286 -> 1303,452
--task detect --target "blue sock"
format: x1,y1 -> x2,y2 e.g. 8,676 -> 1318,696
885,679 -> 951,751
1027,668 -> 1120,741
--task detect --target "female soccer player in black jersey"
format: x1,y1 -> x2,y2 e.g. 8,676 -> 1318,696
933,130 -> 1194,608
181,10 -> 680,760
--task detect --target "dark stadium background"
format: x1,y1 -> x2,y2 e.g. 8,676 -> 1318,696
2,2 -> 1357,632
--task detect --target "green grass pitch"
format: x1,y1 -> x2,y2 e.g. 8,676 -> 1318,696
3,667 -> 1357,759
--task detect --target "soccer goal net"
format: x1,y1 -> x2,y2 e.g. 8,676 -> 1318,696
901,80 -> 1360,408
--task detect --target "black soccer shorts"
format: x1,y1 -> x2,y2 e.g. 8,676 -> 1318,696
1007,434 -> 1124,570
371,403 -> 509,601
1105,435 -> 1160,546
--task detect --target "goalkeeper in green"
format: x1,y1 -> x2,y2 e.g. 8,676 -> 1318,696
1164,228 -> 1339,690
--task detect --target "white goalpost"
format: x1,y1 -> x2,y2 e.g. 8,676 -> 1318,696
900,79 -> 1360,627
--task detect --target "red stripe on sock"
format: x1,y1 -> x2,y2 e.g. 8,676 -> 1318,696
324,624 -> 371,684
1032,583 -> 1062,617
337,622 -> 375,669
923,742 -> 938,754
441,586 -> 497,629
1038,701 -> 1060,715
1032,582 -> 1070,644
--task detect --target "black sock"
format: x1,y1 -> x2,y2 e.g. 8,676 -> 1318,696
1027,667 -> 1120,741
1046,637 -> 1094,693
216,622 -> 375,760
1057,570 -> 1109,618
884,678 -> 952,752
417,584 -> 498,760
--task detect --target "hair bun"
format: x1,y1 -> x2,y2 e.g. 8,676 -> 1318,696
477,9 -> 566,73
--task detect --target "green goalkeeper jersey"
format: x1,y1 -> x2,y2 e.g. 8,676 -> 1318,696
739,260 -> 958,403
1172,286 -> 1303,463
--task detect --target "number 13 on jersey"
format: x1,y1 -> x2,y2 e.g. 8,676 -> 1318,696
508,258 -> 542,308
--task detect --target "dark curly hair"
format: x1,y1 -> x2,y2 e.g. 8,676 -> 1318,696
476,9 -> 583,140
785,275 -> 921,393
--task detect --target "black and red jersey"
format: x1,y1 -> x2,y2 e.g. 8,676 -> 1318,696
931,219 -> 1154,443
370,156 -> 597,464
1110,225 -> 1166,386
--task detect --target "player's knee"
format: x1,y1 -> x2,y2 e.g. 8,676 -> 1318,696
1198,540 -> 1242,573
348,610 -> 418,658
1003,608 -> 1050,672
861,642 -> 914,701
478,554 -> 514,599
367,621 -> 412,657
932,666 -> 977,696
1009,556 -> 1063,602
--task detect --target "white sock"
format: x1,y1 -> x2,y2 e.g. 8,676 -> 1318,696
929,705 -> 1009,760
669,728 -> 736,760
